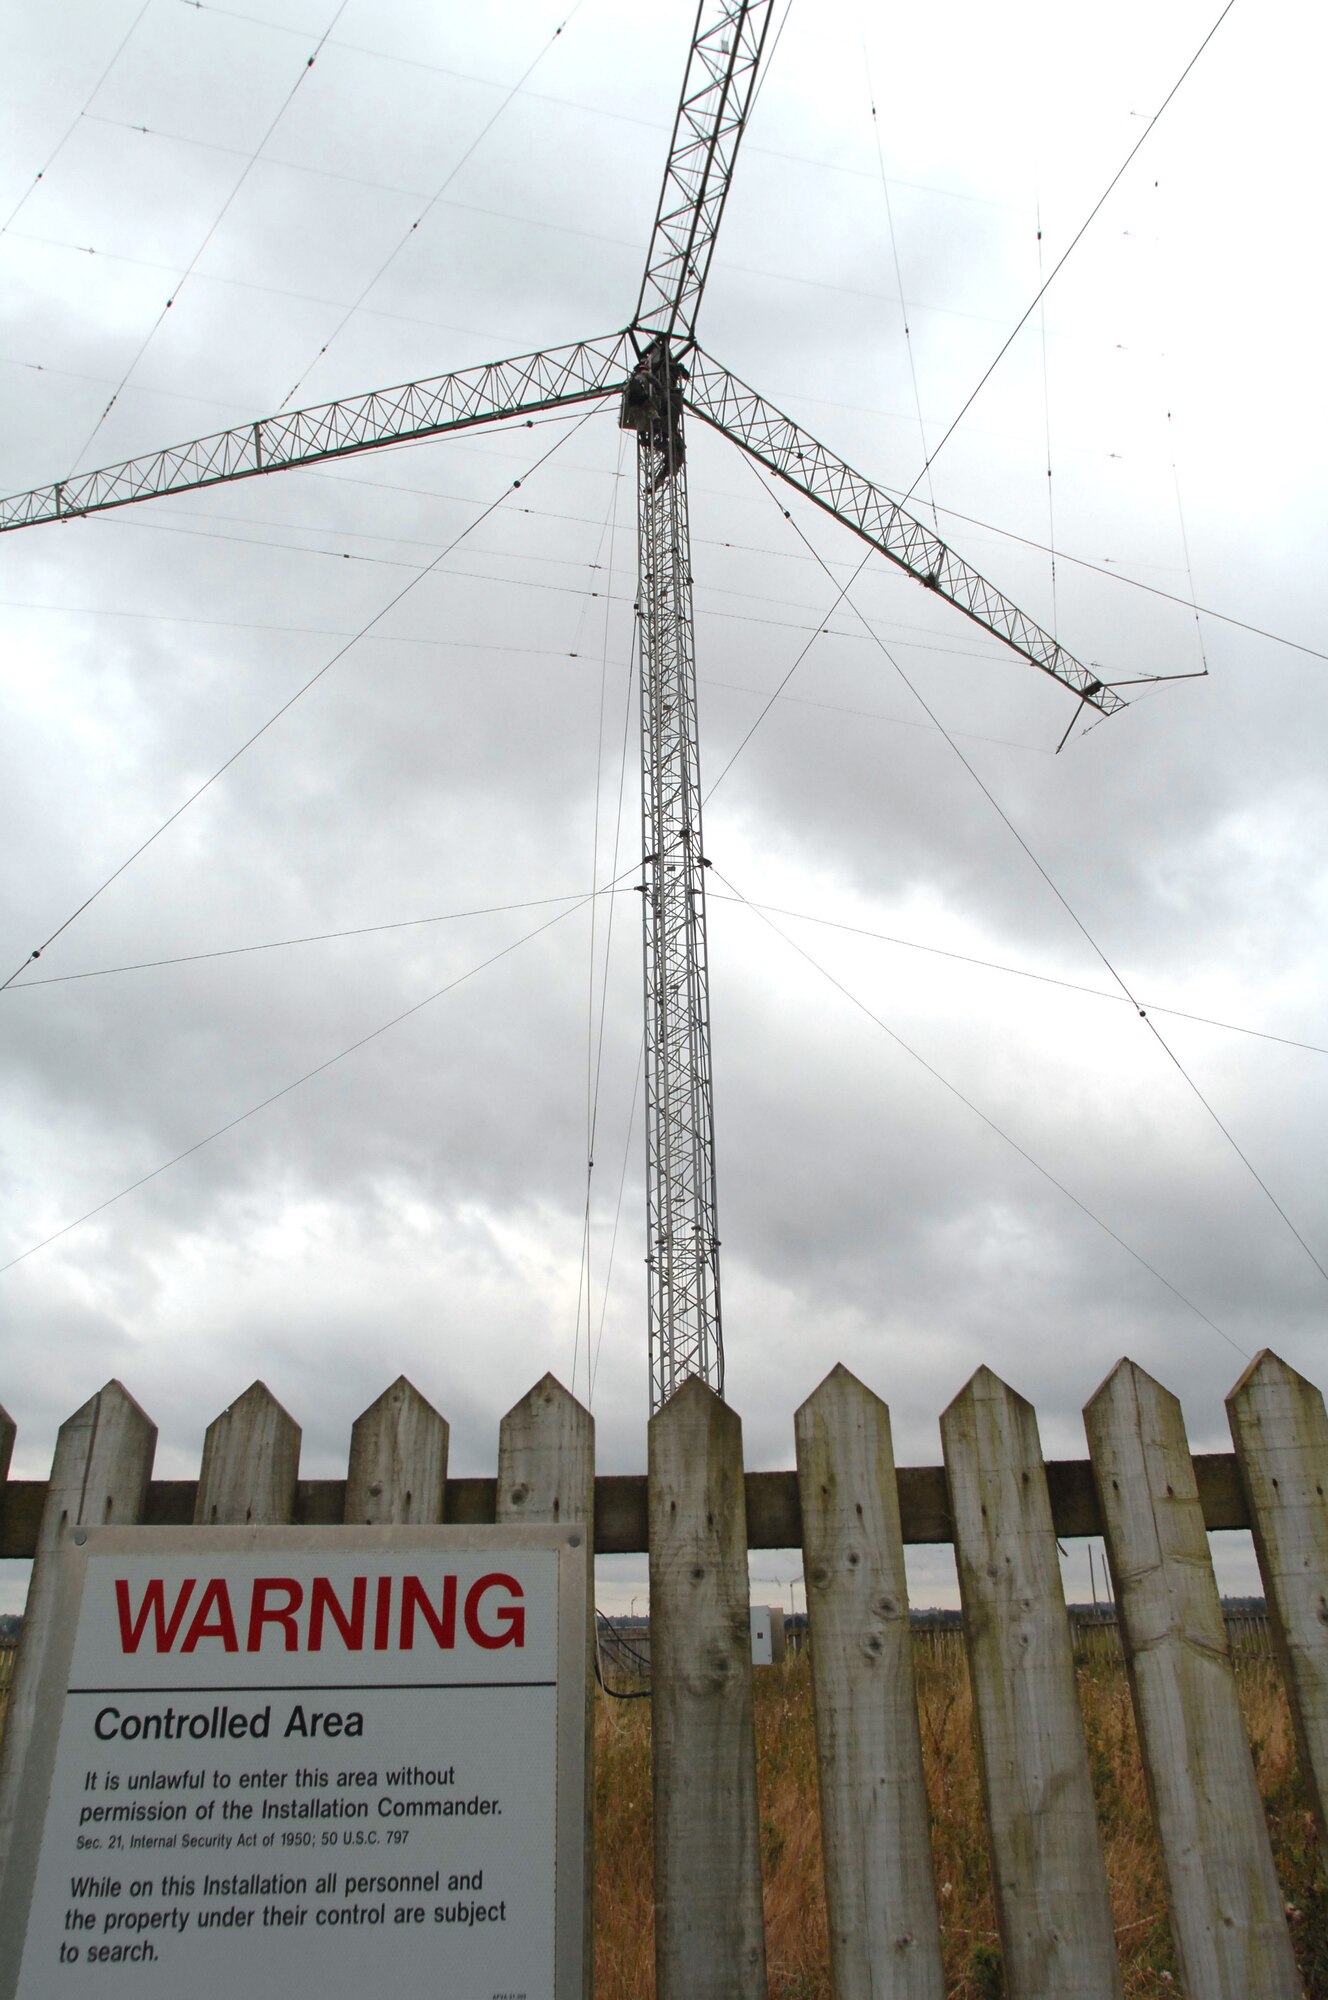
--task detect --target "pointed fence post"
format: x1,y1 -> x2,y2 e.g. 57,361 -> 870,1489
498,1373 -> 595,1537
498,1373 -> 595,1999
794,1364 -> 944,2000
345,1376 -> 448,1524
0,1383 -> 156,1894
941,1367 -> 1122,2000
194,1381 -> 300,1525
649,1378 -> 767,2000
1226,1350 -> 1328,1866
1085,1359 -> 1301,1999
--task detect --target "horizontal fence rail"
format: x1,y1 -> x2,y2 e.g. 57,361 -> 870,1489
0,1454 -> 1253,1559
1,1348 -> 1324,2000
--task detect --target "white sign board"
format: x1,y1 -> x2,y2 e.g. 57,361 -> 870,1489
0,1525 -> 587,2000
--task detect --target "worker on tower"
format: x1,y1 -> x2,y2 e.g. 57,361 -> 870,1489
620,340 -> 688,486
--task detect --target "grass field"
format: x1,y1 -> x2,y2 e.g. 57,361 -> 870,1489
0,1639 -> 1320,1993
594,1644 -> 1328,1998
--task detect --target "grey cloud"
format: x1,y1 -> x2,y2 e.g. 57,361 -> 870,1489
1,0 -> 1324,1617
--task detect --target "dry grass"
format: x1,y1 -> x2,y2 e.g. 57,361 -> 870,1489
595,1644 -> 1328,1998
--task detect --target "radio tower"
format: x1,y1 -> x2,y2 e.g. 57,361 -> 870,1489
0,2 -> 1126,1411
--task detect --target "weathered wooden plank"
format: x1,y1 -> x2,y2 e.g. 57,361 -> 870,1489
1086,1358 -> 1301,1999
1193,1452 -> 1253,1531
0,1451 -> 1260,1558
443,1475 -> 498,1526
194,1381 -> 300,1525
0,1383 -> 156,1895
593,1473 -> 647,1551
0,1480 -> 44,1557
295,1479 -> 348,1526
498,1373 -> 595,1999
894,1465 -> 951,1542
745,1470 -> 803,1547
795,1365 -> 944,2000
1227,1350 -> 1328,1863
942,1367 -> 1122,1999
142,1477 -> 349,1528
498,1373 -> 594,1534
650,1378 -> 767,2000
345,1376 -> 448,1524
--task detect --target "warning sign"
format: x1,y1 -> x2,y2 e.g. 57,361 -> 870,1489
0,1525 -> 587,2000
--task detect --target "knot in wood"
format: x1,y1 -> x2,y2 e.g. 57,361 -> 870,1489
509,1483 -> 529,1507
689,1564 -> 705,1583
846,1548 -> 861,1568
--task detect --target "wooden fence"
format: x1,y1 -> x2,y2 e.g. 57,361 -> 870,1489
0,1348 -> 1326,1998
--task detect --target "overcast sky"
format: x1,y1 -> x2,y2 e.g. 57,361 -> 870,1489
2,0 -> 1324,1615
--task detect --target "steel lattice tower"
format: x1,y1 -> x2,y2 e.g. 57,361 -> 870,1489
630,348 -> 722,1407
0,1 -> 1131,1414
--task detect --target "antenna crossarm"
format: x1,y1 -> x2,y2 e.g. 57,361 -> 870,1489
632,1 -> 776,349
0,333 -> 632,533
686,352 -> 1126,717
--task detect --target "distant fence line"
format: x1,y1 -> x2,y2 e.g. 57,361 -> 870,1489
596,1607 -> 1277,1678
907,1607 -> 1278,1668
1,1349 -> 1326,2000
